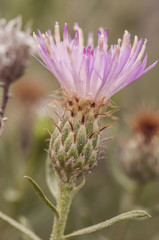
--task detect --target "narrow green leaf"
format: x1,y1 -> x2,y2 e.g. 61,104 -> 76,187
0,211 -> 42,240
24,176 -> 59,218
64,210 -> 150,239
45,157 -> 58,200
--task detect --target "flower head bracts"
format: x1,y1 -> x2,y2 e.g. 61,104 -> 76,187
34,23 -> 157,102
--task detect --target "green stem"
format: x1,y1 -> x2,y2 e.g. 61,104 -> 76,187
50,180 -> 75,240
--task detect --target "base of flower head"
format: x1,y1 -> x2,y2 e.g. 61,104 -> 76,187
48,90 -> 116,183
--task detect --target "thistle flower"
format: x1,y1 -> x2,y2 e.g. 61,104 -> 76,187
34,23 -> 157,182
119,110 -> 159,183
34,22 -> 157,102
0,17 -> 35,83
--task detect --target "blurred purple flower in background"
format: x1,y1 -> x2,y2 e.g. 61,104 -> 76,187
34,22 -> 157,102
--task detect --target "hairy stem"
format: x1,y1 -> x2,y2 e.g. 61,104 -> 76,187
50,180 -> 75,240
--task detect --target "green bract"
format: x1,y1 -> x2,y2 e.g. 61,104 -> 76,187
49,94 -> 113,182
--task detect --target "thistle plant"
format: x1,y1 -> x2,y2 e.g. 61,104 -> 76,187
34,23 -> 157,183
0,22 -> 158,240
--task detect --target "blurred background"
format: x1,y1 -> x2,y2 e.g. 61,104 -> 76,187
0,0 -> 159,239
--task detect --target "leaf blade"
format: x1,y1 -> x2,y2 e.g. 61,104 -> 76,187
24,176 -> 59,218
64,210 -> 150,239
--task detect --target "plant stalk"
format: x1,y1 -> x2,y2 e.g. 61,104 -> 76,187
50,180 -> 75,240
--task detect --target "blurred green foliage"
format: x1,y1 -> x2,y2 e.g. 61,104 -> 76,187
1,0 -> 159,239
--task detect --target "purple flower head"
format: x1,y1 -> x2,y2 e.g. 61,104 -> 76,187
34,23 -> 157,102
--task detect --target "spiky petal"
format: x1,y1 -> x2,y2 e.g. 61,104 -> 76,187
34,23 -> 157,102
